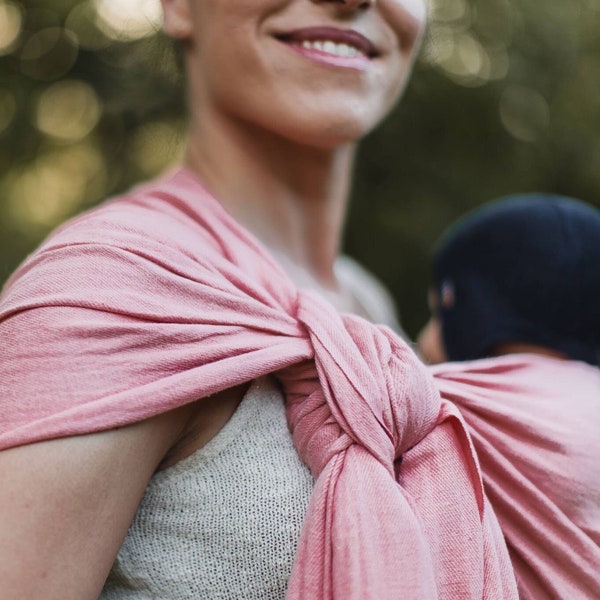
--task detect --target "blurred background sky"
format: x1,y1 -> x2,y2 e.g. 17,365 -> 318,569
1,0 -> 599,337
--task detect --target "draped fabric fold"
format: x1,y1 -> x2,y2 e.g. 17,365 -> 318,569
0,169 -> 517,598
431,356 -> 600,599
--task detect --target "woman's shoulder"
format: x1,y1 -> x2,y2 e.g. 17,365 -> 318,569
39,168 -> 215,254
1,168 -> 222,303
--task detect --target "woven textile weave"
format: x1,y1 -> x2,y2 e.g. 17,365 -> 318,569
431,355 -> 600,599
0,168 -> 517,598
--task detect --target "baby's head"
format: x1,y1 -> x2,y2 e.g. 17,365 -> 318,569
418,194 -> 600,366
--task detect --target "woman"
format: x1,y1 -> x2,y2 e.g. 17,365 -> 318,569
0,1 -> 517,598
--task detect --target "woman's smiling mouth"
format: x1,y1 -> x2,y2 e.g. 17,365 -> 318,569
276,27 -> 378,71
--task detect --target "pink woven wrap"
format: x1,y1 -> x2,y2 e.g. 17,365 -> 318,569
431,356 -> 600,599
0,169 -> 517,598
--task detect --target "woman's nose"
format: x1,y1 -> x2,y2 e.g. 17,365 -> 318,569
312,0 -> 375,10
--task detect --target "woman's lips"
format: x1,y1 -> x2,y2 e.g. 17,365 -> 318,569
276,26 -> 378,71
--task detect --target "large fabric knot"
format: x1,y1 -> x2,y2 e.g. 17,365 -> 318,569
277,290 -> 443,599
276,290 -> 517,599
278,289 -> 441,478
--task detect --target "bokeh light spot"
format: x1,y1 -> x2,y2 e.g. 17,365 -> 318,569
20,27 -> 79,81
500,85 -> 551,142
431,0 -> 470,24
423,25 -> 455,65
20,26 -> 61,61
94,0 -> 162,41
35,80 -> 102,142
457,34 -> 490,76
424,0 -> 513,88
0,0 -> 23,55
66,1 -> 111,50
432,32 -> 492,86
5,142 -> 107,231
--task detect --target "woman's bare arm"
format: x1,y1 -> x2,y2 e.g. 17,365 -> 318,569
0,406 -> 190,599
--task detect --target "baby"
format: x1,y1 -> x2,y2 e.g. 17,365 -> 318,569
418,195 -> 600,599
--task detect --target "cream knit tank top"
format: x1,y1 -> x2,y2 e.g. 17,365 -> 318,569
100,258 -> 401,599
101,377 -> 310,600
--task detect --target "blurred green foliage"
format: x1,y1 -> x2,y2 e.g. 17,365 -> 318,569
1,0 -> 600,337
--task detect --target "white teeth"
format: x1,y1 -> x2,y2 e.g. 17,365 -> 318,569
323,41 -> 336,55
298,39 -> 364,58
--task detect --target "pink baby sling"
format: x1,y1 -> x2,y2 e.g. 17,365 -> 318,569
0,169 -> 517,598
431,356 -> 600,599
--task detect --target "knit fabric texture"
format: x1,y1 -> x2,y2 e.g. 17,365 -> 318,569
431,354 -> 600,599
101,377 -> 314,599
0,168 -> 517,599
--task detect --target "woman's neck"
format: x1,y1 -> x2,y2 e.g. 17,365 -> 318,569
184,110 -> 355,289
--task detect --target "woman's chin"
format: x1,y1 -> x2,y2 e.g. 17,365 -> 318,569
216,90 -> 390,150
261,110 -> 383,150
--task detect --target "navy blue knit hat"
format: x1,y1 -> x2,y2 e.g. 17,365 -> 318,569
432,194 -> 600,365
